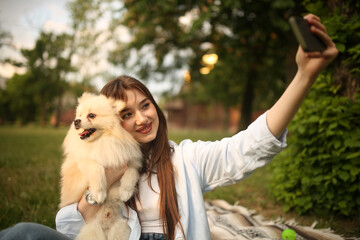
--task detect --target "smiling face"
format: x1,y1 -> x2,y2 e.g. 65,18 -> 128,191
119,90 -> 159,145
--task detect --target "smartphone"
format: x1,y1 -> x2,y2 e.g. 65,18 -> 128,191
289,16 -> 326,52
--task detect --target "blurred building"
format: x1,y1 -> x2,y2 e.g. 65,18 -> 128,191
164,98 -> 264,133
50,91 -> 77,127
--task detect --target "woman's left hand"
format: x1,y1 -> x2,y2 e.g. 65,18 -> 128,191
267,14 -> 338,138
105,165 -> 128,191
295,14 -> 339,81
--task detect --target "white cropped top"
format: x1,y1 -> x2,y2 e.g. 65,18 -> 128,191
136,173 -> 163,234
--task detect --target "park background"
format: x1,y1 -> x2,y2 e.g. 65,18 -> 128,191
0,0 -> 359,238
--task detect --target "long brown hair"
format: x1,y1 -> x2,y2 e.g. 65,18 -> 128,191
100,75 -> 184,240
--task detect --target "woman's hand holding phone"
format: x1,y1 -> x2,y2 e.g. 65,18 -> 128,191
293,14 -> 338,81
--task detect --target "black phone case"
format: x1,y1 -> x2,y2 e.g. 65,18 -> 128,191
289,16 -> 326,52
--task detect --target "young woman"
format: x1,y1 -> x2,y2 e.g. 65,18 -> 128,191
0,14 -> 338,240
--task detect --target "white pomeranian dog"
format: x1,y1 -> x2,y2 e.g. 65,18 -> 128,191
60,92 -> 142,240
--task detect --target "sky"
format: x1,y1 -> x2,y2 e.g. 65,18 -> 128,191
0,0 -> 70,77
0,0 -> 181,95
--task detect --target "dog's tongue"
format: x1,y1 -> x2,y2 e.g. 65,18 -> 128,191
79,129 -> 90,137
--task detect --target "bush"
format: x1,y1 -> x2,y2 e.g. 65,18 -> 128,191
269,73 -> 360,216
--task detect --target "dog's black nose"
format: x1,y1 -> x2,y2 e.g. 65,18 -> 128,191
74,119 -> 81,129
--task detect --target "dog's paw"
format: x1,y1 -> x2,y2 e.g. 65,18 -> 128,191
93,190 -> 107,204
118,187 -> 134,202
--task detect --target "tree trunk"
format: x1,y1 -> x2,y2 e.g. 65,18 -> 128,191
40,104 -> 47,126
223,106 -> 230,132
238,71 -> 255,131
53,94 -> 63,127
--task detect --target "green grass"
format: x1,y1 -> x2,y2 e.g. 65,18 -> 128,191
0,126 -> 67,229
0,126 -> 231,230
0,126 -> 359,237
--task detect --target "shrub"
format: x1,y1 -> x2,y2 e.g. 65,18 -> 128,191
270,73 -> 360,216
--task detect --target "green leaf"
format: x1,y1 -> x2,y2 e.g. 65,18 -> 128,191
342,164 -> 352,170
346,152 -> 360,159
332,177 -> 337,185
338,171 -> 350,182
350,168 -> 360,176
329,122 -> 338,129
326,191 -> 334,200
338,201 -> 347,209
335,43 -> 346,52
308,115 -> 320,122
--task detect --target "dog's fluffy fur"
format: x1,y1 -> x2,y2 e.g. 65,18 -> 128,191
60,92 -> 142,240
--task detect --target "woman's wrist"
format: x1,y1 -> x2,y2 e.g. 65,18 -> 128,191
105,165 -> 128,190
105,168 -> 119,191
77,193 -> 101,222
294,69 -> 317,91
78,167 -> 128,222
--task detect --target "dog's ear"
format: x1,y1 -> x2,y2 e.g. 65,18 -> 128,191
78,92 -> 96,104
108,98 -> 126,115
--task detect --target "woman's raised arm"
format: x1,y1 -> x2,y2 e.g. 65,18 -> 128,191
266,14 -> 338,138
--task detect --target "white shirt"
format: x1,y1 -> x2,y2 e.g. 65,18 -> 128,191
136,173 -> 163,233
56,111 -> 287,239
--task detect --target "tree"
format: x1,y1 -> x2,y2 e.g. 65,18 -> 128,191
23,32 -> 74,126
3,73 -> 38,123
66,0 -> 115,89
2,32 -> 74,125
0,26 -> 12,56
107,0 -> 300,129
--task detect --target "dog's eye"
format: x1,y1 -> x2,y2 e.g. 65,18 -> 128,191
88,113 -> 96,119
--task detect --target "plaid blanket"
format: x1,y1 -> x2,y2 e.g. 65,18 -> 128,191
205,200 -> 347,240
